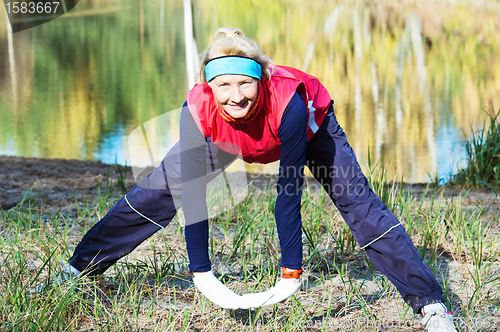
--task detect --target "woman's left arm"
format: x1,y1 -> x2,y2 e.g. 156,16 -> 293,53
275,92 -> 308,270
240,92 -> 307,308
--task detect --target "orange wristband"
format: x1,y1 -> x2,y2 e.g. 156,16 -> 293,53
281,267 -> 302,279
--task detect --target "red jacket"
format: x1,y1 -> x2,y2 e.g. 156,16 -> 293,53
187,65 -> 331,163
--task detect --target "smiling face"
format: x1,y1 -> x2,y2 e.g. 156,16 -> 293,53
208,75 -> 259,119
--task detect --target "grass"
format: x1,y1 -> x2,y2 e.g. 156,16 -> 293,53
0,164 -> 499,331
449,104 -> 500,192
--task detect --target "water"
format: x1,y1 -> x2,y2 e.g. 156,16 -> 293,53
1,0 -> 499,183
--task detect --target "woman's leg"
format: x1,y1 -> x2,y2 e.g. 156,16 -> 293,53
69,140 -> 237,276
305,105 -> 444,313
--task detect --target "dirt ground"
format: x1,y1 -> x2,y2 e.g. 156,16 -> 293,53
0,155 -> 137,213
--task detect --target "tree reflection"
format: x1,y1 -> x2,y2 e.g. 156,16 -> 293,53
0,0 -> 499,182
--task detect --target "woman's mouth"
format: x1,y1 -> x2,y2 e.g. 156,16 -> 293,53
228,100 -> 249,109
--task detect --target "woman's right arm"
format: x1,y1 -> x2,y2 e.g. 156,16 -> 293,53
180,103 -> 247,309
180,103 -> 211,272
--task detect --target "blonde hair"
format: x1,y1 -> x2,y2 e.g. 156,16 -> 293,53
198,27 -> 273,83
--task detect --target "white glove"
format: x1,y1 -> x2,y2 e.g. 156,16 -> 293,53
241,278 -> 301,309
193,271 -> 246,309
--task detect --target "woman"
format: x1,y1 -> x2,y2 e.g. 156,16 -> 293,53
61,28 -> 456,331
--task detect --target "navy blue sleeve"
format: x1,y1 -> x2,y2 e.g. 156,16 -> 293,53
180,102 -> 211,272
276,92 -> 307,270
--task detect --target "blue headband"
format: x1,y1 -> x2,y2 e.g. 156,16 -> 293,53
205,56 -> 262,82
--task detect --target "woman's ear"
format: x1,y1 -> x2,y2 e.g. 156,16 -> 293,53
207,80 -> 215,90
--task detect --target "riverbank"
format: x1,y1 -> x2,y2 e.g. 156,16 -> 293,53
1,155 -> 497,213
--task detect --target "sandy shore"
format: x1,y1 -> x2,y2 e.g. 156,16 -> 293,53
1,155 -> 497,214
0,155 -> 137,212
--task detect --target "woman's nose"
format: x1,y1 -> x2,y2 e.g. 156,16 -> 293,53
229,87 -> 244,103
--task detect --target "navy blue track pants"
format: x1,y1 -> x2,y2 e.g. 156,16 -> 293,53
69,106 -> 444,313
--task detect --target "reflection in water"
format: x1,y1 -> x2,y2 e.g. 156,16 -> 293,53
6,21 -> 17,114
183,0 -> 199,89
0,0 -> 499,182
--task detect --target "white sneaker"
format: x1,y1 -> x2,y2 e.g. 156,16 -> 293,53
421,302 -> 457,332
34,262 -> 81,293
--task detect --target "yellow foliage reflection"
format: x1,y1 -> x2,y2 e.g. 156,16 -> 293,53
1,0 -> 499,182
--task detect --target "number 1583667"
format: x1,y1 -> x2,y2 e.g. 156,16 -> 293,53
5,1 -> 60,14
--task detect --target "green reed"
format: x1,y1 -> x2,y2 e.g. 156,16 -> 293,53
450,106 -> 500,192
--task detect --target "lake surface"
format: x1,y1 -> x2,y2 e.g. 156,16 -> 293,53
1,0 -> 499,183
